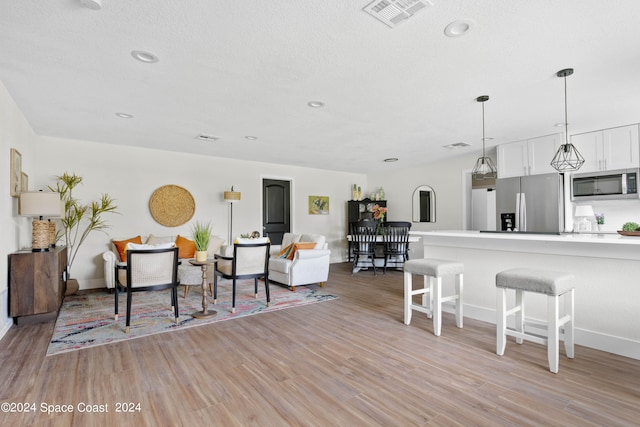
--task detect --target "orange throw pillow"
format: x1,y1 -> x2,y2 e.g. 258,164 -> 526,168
112,235 -> 142,261
287,242 -> 317,260
175,235 -> 196,259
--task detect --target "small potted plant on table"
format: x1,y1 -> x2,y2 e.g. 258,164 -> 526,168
191,221 -> 213,262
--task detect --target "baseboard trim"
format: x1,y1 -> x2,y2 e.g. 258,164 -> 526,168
0,288 -> 13,342
441,303 -> 640,360
75,278 -> 107,290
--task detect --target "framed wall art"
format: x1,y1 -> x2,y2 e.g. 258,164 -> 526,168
308,195 -> 329,215
21,172 -> 28,193
10,148 -> 22,197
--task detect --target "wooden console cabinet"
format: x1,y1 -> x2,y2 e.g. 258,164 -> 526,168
9,246 -> 67,324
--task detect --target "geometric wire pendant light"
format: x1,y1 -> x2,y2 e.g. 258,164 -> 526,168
472,95 -> 497,180
550,68 -> 585,172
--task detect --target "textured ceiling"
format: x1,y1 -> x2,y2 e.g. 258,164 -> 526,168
1,0 -> 640,173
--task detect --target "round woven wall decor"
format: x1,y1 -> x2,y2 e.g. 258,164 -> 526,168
148,185 -> 195,227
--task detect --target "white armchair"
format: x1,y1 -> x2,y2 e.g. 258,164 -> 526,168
268,233 -> 330,291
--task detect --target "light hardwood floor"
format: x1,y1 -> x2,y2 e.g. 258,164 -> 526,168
1,263 -> 638,426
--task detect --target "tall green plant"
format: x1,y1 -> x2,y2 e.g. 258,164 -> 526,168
49,172 -> 118,278
191,220 -> 213,251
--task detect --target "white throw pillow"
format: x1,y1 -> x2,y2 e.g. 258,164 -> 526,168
234,237 -> 270,244
145,234 -> 175,245
126,242 -> 175,251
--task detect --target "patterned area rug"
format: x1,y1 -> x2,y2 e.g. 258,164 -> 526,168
47,281 -> 336,356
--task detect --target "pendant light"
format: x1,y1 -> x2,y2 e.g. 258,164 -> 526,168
472,95 -> 497,180
550,68 -> 585,172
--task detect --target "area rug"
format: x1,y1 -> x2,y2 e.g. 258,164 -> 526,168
47,281 -> 337,356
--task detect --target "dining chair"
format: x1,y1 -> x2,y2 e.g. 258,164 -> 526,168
351,219 -> 379,275
381,221 -> 411,273
114,246 -> 180,333
213,241 -> 271,313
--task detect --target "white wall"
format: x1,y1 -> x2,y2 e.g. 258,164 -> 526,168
29,136 -> 365,289
570,199 -> 640,232
0,82 -> 38,335
367,153 -> 483,257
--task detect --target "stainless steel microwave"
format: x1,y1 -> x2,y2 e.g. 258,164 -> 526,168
571,168 -> 639,201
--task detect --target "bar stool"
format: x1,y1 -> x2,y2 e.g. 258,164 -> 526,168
403,258 -> 464,336
496,268 -> 575,373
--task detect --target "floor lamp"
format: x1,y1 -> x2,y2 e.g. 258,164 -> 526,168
223,186 -> 241,245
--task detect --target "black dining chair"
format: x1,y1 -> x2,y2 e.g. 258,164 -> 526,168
380,221 -> 411,273
351,219 -> 379,275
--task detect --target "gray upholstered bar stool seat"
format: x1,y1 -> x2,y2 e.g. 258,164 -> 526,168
403,258 -> 464,336
496,268 -> 575,373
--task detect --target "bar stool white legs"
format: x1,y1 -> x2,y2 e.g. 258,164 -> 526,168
403,259 -> 464,336
496,268 -> 575,373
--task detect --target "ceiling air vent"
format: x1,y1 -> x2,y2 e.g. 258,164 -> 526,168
197,134 -> 219,141
363,0 -> 433,28
442,142 -> 471,149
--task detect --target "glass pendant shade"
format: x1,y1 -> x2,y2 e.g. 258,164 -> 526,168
472,95 -> 497,180
551,68 -> 584,172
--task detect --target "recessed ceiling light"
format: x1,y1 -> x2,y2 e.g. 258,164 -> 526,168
115,112 -> 133,119
81,0 -> 102,10
554,122 -> 567,127
131,50 -> 159,63
196,134 -> 219,141
307,101 -> 325,108
444,20 -> 474,37
384,158 -> 399,163
245,136 -> 258,140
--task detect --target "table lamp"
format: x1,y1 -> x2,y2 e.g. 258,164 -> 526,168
574,204 -> 594,232
19,191 -> 64,251
223,186 -> 241,245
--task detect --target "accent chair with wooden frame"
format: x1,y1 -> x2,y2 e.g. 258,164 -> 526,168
213,241 -> 271,313
114,246 -> 180,333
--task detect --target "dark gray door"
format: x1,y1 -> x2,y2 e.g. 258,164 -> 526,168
262,179 -> 291,245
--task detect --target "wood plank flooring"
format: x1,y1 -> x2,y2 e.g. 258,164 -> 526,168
1,263 -> 639,426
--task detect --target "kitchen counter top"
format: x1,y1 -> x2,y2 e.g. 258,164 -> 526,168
413,229 -> 640,359
410,230 -> 640,260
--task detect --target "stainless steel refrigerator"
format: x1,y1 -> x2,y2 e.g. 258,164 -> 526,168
495,173 -> 564,233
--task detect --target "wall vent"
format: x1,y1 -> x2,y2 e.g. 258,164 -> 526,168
363,0 -> 433,28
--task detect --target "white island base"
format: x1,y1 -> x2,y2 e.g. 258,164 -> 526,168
411,231 -> 640,360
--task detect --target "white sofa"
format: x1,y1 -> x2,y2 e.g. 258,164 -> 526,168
102,234 -> 225,292
268,233 -> 330,291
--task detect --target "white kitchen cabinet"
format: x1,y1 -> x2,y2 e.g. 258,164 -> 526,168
570,124 -> 639,173
497,133 -> 562,178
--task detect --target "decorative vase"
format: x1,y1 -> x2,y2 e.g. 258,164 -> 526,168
195,250 -> 208,262
65,278 -> 79,296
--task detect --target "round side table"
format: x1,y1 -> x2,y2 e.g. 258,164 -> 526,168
189,259 -> 217,319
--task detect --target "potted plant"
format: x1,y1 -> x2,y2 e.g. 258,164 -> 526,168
191,220 -> 213,262
49,172 -> 118,294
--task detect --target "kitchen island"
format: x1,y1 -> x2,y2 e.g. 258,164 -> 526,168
410,230 -> 640,360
